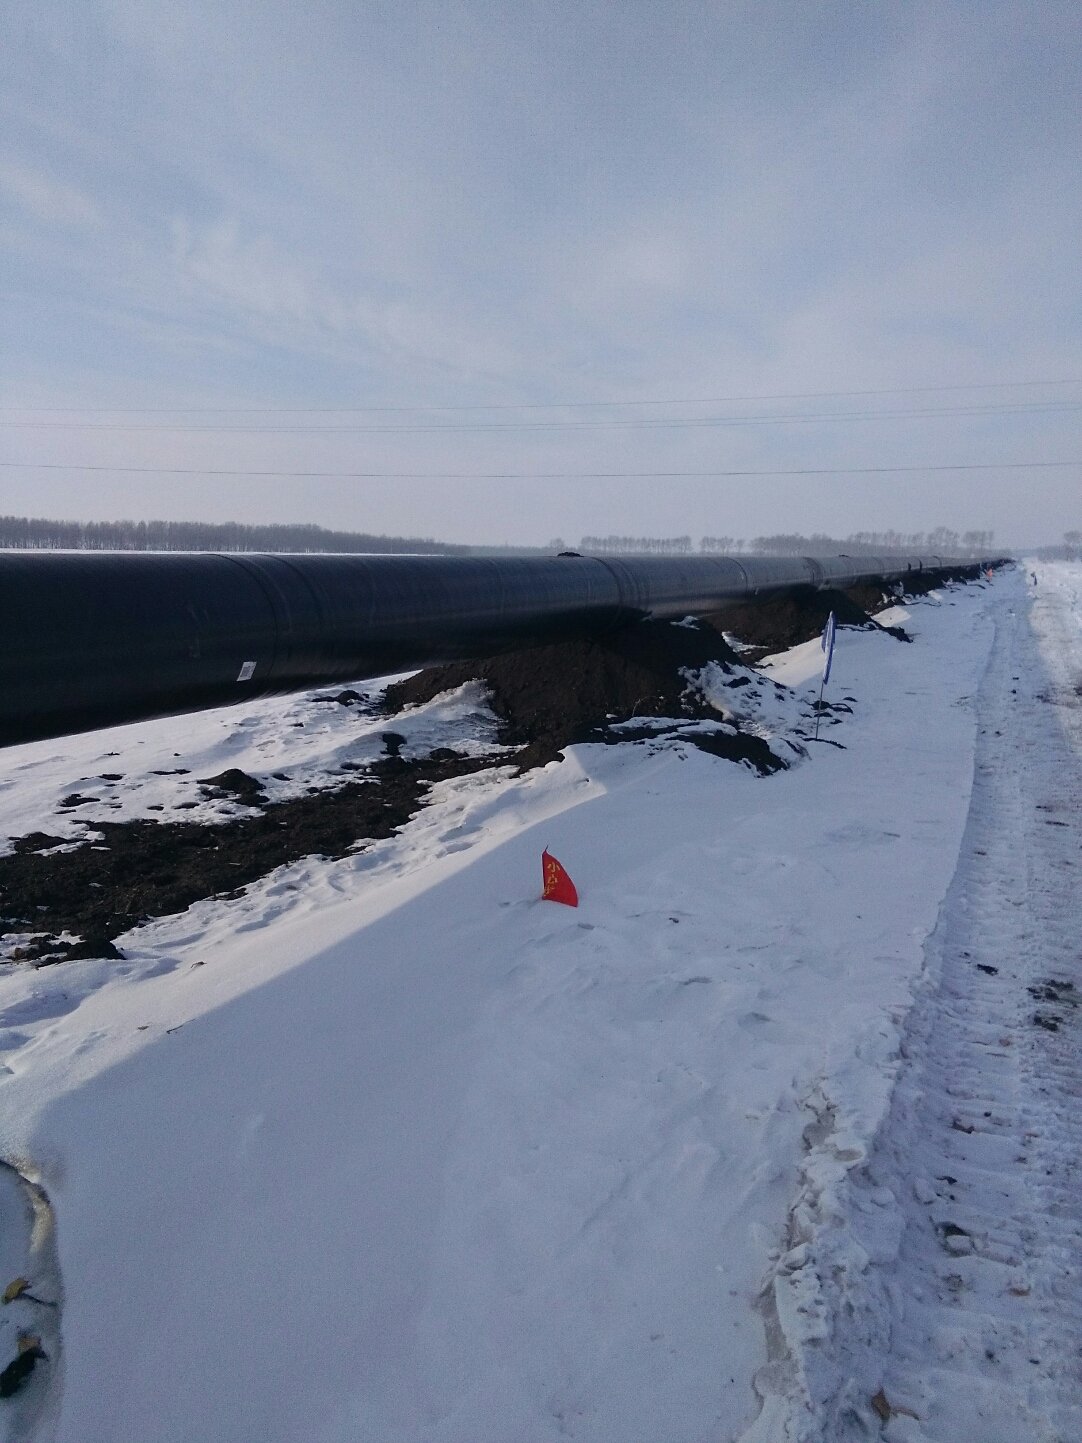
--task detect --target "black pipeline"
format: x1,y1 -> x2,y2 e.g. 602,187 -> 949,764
0,550 -> 996,747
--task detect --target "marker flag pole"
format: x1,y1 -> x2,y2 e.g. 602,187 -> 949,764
814,610 -> 836,742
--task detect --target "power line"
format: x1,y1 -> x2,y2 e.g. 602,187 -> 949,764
1,400 -> 1079,434
1,377 -> 1080,415
2,460 -> 1076,480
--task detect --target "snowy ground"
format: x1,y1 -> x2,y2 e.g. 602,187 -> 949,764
0,564 -> 1078,1442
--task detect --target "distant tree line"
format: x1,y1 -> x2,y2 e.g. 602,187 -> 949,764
837,528 -> 996,555
0,516 -> 471,554
577,534 -> 695,554
1034,529 -> 1081,561
0,515 -> 1001,559
572,529 -> 996,557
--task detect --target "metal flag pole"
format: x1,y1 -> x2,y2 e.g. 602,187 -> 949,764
814,610 -> 836,742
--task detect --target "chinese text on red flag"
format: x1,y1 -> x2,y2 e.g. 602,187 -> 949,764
541,849 -> 578,907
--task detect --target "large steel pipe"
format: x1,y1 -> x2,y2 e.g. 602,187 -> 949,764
0,551 -> 996,747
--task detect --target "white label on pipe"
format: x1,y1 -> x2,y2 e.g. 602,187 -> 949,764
237,660 -> 256,682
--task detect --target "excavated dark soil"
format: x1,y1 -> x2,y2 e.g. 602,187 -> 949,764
705,585 -> 909,661
385,618 -> 757,769
902,565 -> 985,597
4,574 -> 980,965
1,618 -> 783,964
705,567 -> 990,659
0,751 -> 491,963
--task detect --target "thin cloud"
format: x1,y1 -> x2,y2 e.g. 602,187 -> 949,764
0,157 -> 102,228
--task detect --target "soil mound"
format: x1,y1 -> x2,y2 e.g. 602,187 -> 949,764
198,768 -> 267,806
385,619 -> 754,768
0,751 -> 490,963
707,585 -> 908,660
843,582 -> 895,614
902,564 -> 984,597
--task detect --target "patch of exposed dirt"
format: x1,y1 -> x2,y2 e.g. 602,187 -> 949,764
901,564 -> 986,597
592,720 -> 786,773
841,582 -> 895,613
0,751 -> 491,963
385,617 -> 758,769
1,618 -> 780,964
703,585 -> 908,660
198,768 -> 269,806
705,566 -> 993,659
1027,978 -> 1077,1008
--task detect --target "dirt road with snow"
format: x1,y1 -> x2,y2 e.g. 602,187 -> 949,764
768,564 -> 1082,1442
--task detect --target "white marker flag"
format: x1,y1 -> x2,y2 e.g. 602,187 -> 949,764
821,610 -> 837,684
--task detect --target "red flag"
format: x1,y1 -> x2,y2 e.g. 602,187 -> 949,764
541,848 -> 578,907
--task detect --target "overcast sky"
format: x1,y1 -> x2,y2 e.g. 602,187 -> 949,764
2,1 -> 1079,548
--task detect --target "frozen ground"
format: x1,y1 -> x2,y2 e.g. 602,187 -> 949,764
0,675 -> 505,854
753,563 -> 1082,1443
0,564 -> 1078,1442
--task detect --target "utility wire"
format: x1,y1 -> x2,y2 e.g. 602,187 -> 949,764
1,400 -> 1079,434
1,377 -> 1080,414
2,460 -> 1076,481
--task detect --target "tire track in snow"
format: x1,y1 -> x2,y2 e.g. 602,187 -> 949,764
753,575 -> 1082,1442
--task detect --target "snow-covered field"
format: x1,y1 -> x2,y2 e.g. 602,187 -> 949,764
0,563 -> 1079,1442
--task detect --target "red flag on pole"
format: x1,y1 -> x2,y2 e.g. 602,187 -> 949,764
541,848 -> 578,907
